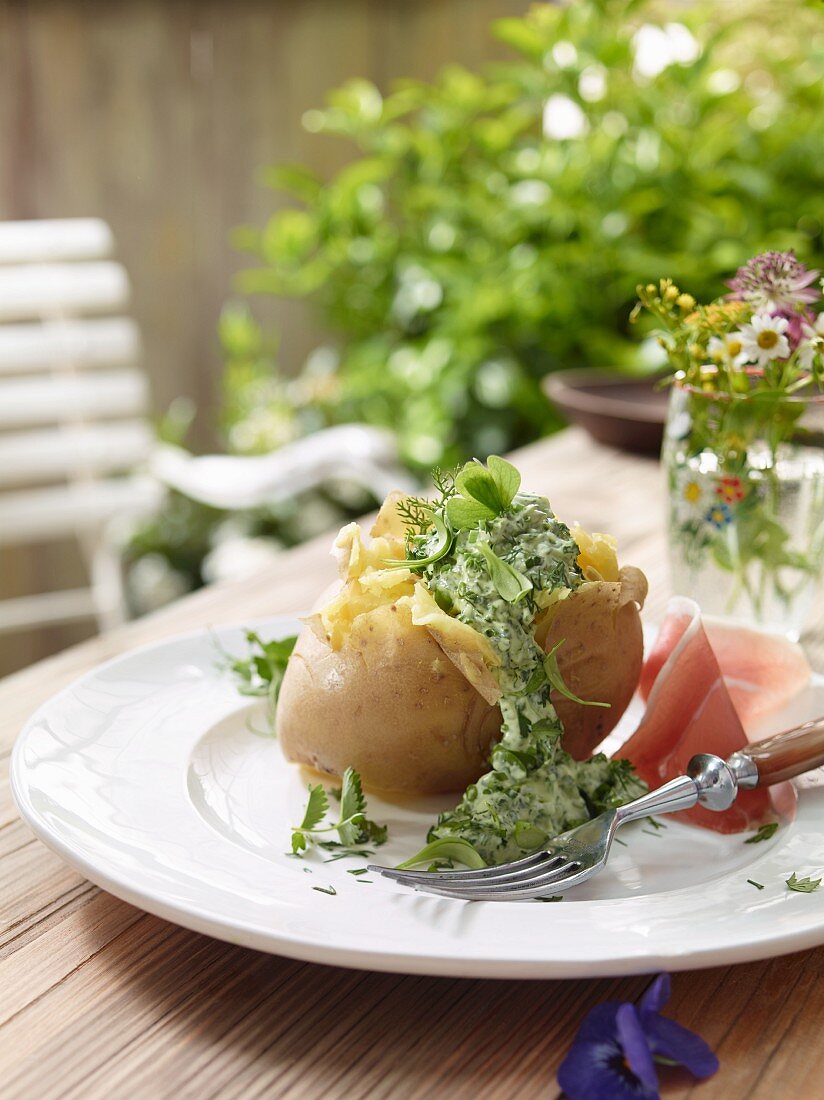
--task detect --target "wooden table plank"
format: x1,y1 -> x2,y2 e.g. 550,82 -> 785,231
0,428 -> 821,1100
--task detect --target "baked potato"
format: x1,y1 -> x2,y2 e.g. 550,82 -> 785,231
276,493 -> 647,792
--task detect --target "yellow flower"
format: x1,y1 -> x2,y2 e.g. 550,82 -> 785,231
677,293 -> 696,312
683,480 -> 702,504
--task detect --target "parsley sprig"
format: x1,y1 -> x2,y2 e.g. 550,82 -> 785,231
744,822 -> 779,844
786,872 -> 822,893
217,630 -> 297,729
291,767 -> 388,855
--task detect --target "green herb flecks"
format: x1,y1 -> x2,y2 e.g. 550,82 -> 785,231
744,822 -> 779,844
786,872 -> 822,893
312,885 -> 337,896
747,879 -> 765,890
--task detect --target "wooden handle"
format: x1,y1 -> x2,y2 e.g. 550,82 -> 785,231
739,717 -> 824,786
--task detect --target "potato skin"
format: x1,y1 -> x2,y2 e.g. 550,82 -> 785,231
277,601 -> 502,793
541,568 -> 647,761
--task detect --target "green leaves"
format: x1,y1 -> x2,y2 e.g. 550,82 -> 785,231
448,456 -> 521,529
477,541 -> 532,603
218,631 -> 298,733
786,872 -> 822,893
744,822 -> 779,844
544,640 -> 610,709
395,838 -> 487,870
291,784 -> 329,854
385,512 -> 453,570
290,768 -> 388,854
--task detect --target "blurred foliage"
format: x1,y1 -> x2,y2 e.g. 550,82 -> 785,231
126,0 -> 824,610
226,0 -> 824,473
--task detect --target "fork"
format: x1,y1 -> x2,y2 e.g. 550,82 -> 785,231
368,716 -> 824,901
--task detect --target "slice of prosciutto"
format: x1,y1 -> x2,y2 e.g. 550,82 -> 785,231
621,597 -> 806,832
639,602 -> 811,735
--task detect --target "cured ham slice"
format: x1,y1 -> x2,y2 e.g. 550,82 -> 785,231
621,597 -> 795,832
639,601 -> 811,735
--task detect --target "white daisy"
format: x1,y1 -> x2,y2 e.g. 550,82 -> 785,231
707,332 -> 747,367
737,313 -> 790,368
796,314 -> 824,371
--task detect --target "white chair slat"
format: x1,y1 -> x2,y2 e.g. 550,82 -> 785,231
0,317 -> 140,374
0,368 -> 149,427
0,219 -> 113,265
0,477 -> 162,545
0,421 -> 154,487
0,262 -> 129,321
0,588 -> 99,633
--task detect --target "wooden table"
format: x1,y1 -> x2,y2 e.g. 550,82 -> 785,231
2,428 -> 823,1099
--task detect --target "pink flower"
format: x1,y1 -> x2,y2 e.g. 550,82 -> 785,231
727,251 -> 820,312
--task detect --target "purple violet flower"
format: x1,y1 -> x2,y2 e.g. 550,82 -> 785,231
557,974 -> 719,1100
727,251 -> 820,312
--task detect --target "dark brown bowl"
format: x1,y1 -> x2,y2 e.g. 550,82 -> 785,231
543,369 -> 668,456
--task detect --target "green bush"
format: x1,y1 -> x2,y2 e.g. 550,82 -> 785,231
226,0 -> 823,472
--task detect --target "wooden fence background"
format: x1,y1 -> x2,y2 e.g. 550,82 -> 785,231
0,0 -> 528,674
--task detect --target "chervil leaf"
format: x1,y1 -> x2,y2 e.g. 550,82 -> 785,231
396,837 -> 486,870
477,541 -> 532,602
744,822 -> 778,844
545,639 -> 610,708
786,872 -> 822,893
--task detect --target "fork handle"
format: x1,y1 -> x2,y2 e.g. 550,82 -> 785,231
727,717 -> 824,788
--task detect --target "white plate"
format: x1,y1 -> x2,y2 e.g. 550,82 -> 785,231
11,616 -> 824,979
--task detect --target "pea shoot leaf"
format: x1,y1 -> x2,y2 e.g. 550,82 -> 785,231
477,541 -> 532,602
396,837 -> 486,870
544,639 -> 610,708
486,455 -> 520,507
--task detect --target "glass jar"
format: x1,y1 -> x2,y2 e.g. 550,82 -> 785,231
663,374 -> 824,640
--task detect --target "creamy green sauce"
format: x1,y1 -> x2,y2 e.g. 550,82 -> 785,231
412,492 -> 644,864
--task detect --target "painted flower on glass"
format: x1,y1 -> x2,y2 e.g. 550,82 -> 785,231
715,476 -> 745,504
727,251 -> 820,312
737,313 -> 790,368
557,973 -> 719,1100
707,332 -> 746,368
683,480 -> 702,504
705,502 -> 733,529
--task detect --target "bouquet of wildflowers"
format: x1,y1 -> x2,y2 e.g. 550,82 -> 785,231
634,252 -> 824,631
634,251 -> 824,394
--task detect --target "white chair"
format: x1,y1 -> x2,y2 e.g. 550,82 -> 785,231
0,218 -> 160,634
0,218 -> 415,639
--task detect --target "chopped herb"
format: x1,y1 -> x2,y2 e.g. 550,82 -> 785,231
747,879 -> 765,890
613,837 -> 628,847
641,828 -> 662,838
347,868 -> 370,876
744,822 -> 779,844
291,784 -> 329,854
645,816 -> 667,830
329,787 -> 342,802
312,885 -> 337,896
356,879 -> 374,884
536,895 -> 564,903
786,872 -> 822,893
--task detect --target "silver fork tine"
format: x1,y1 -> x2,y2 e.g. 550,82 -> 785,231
409,861 -> 584,902
369,850 -> 563,886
